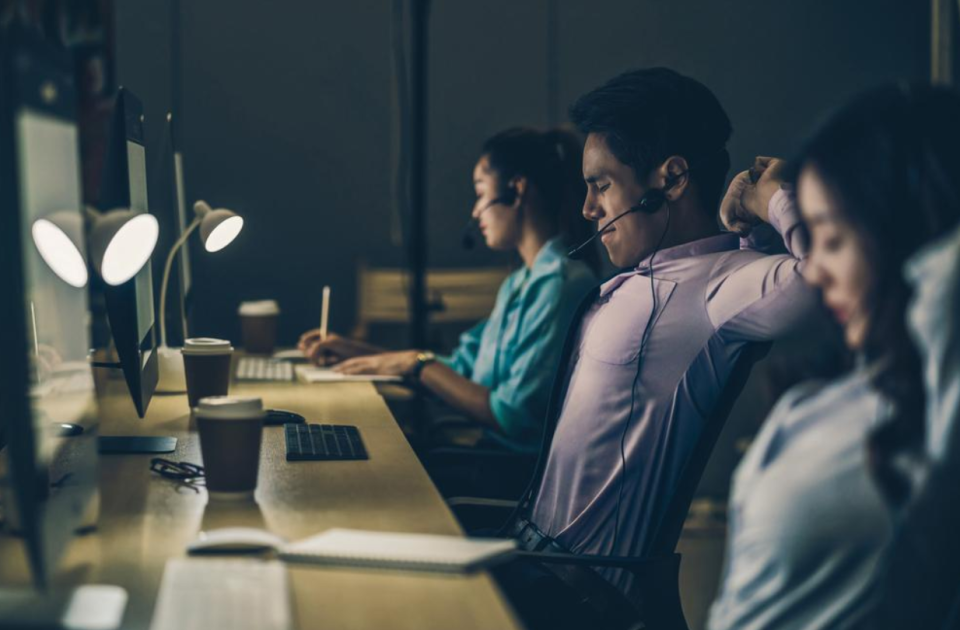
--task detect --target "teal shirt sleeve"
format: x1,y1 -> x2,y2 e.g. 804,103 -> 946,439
439,318 -> 487,379
488,269 -> 594,445
440,271 -> 516,378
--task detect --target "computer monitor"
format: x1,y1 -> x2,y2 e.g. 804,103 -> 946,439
0,27 -> 100,590
162,112 -> 193,346
97,88 -> 158,418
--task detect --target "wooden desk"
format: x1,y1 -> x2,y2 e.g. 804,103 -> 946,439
0,377 -> 521,630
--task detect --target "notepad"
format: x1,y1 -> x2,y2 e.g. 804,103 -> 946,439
278,528 -> 516,573
295,365 -> 402,383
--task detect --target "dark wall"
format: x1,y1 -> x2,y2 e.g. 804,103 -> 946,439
177,0 -> 394,345
114,0 -> 930,348
555,0 -> 930,176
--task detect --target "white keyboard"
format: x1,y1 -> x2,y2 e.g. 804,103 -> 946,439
236,357 -> 295,382
150,558 -> 293,630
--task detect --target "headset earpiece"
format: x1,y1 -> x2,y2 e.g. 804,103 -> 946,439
633,170 -> 686,214
635,188 -> 667,214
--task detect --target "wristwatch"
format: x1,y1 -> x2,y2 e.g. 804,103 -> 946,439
411,350 -> 437,380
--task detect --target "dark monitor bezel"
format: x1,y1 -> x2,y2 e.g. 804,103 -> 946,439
98,87 -> 159,418
0,27 -> 99,589
162,113 -> 193,347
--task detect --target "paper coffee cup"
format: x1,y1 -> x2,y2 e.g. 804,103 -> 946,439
238,300 -> 280,354
195,396 -> 265,500
182,338 -> 233,408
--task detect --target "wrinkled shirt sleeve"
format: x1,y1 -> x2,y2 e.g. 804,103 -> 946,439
440,318 -> 488,379
707,188 -> 818,340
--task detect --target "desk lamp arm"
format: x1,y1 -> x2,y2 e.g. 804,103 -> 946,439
159,216 -> 201,347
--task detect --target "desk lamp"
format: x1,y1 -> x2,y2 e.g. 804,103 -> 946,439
156,200 -> 244,392
31,207 -> 159,287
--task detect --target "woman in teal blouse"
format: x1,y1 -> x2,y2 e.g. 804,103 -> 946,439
299,128 -> 598,450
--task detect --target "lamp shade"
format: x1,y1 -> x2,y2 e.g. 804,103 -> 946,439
31,211 -> 89,288
194,200 -> 243,252
88,208 -> 159,286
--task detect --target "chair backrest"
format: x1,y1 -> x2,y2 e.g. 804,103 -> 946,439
647,341 -> 771,555
352,260 -> 510,339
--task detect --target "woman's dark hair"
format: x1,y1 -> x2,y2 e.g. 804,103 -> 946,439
481,127 -> 599,272
568,67 -> 733,213
791,84 -> 960,503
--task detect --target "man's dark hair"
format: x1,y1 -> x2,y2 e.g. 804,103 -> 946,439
569,67 -> 733,212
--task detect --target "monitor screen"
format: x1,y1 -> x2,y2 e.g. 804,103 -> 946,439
94,87 -> 158,418
126,139 -> 155,362
17,109 -> 97,442
174,151 -> 193,298
0,53 -> 100,588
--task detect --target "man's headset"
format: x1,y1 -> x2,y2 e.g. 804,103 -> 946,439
567,170 -> 687,259
461,184 -> 518,250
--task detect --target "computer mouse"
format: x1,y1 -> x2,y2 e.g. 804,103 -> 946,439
57,423 -> 85,437
187,527 -> 287,555
264,409 -> 306,426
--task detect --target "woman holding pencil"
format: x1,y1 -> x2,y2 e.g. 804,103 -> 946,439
298,128 -> 598,452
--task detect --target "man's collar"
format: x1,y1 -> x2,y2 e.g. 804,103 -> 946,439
599,233 -> 738,297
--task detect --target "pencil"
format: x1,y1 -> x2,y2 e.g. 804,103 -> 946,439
320,285 -> 331,341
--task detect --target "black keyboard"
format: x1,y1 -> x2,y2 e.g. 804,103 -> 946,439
284,423 -> 368,461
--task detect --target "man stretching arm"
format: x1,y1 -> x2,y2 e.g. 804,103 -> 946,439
496,68 -> 817,629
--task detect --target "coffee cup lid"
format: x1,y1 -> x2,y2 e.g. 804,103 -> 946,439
238,300 -> 280,316
195,395 -> 264,420
182,337 -> 234,355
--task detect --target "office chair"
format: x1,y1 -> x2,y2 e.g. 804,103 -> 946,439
421,419 -> 539,500
449,341 -> 771,630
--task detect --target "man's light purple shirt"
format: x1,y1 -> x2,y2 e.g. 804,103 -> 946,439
530,189 -> 815,597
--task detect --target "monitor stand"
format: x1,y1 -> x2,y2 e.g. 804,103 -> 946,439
51,426 -> 177,454
98,436 -> 177,454
0,584 -> 128,629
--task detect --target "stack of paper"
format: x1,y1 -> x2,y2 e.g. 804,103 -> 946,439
295,366 -> 402,383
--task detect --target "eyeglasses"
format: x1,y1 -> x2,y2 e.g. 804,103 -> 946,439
150,458 -> 204,481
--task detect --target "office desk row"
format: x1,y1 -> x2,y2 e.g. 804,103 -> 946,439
0,375 -> 522,629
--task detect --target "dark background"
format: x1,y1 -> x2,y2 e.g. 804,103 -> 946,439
112,0 -> 930,348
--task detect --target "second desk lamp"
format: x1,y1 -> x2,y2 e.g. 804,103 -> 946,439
156,200 -> 244,392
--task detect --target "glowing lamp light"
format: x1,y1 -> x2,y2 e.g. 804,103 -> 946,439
198,206 -> 244,253
31,213 -> 88,288
95,212 -> 160,286
31,207 -> 159,289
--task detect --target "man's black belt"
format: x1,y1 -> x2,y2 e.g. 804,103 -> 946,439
509,518 -> 570,553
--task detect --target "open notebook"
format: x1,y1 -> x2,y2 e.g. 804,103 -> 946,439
278,528 -> 516,573
295,365 -> 403,383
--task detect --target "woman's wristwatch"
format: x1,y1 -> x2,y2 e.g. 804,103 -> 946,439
411,351 -> 436,380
